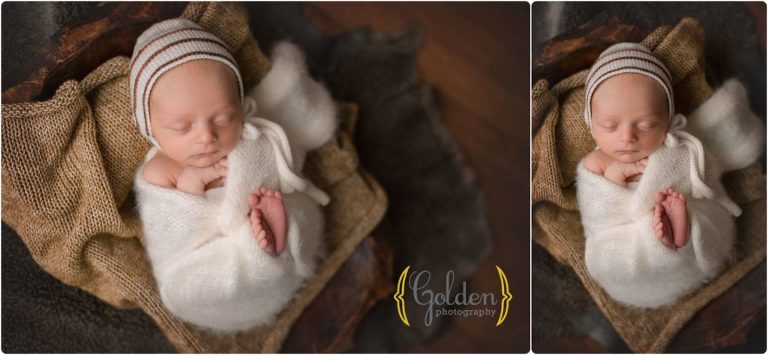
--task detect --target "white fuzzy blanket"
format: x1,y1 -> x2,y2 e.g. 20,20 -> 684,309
134,42 -> 337,332
577,79 -> 764,308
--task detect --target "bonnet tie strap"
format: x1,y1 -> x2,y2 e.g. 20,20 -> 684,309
241,97 -> 330,206
665,113 -> 741,216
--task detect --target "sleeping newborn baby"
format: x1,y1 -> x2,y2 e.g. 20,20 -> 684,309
130,19 -> 337,331
577,43 -> 764,307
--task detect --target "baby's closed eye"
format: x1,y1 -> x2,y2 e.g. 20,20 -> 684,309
214,115 -> 235,126
165,124 -> 191,133
597,122 -> 617,130
637,121 -> 660,130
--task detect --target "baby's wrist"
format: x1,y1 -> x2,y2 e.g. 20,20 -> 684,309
603,165 -> 628,186
605,175 -> 628,187
176,171 -> 206,195
176,182 -> 206,196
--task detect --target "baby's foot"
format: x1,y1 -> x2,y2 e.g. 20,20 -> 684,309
660,188 -> 689,249
653,192 -> 674,249
248,188 -> 287,256
248,208 -> 276,255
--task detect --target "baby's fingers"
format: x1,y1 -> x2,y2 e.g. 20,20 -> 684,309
215,161 -> 228,176
632,160 -> 647,174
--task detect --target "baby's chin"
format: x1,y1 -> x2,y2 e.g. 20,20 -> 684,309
609,152 -> 650,163
185,152 -> 226,168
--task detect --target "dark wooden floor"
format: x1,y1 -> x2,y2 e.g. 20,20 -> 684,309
747,2 -> 767,49
305,3 -> 530,352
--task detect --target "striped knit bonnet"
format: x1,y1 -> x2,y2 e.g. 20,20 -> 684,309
584,42 -> 674,135
130,18 -> 244,147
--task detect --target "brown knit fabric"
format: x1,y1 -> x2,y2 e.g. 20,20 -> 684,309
1,2 -> 387,352
532,17 -> 766,353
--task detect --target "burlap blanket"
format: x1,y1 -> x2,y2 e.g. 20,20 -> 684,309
1,2 -> 387,352
532,17 -> 766,353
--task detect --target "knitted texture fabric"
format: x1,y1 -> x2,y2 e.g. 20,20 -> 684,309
129,18 -> 244,148
583,42 -> 675,134
1,2 -> 387,352
532,17 -> 766,352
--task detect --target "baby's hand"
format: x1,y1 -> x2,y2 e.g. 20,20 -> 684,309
176,158 -> 228,195
604,158 -> 647,186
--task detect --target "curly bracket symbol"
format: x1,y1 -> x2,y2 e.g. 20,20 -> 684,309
496,265 -> 512,326
394,265 -> 411,326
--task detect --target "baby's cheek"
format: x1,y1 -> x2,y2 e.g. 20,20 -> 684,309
593,133 -> 614,151
639,136 -> 665,156
222,132 -> 242,153
649,131 -> 667,148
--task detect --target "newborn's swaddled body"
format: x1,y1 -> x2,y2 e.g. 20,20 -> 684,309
577,80 -> 764,308
134,41 -> 338,332
578,145 -> 735,307
135,122 -> 324,332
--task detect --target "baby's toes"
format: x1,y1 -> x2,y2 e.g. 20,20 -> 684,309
248,194 -> 260,208
251,210 -> 262,225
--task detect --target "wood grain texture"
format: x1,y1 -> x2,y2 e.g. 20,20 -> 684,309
667,261 -> 766,352
283,238 -> 394,352
1,2 -> 186,103
305,3 -> 530,352
533,14 -> 644,84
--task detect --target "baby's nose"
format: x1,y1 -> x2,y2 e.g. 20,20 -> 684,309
618,127 -> 637,142
196,125 -> 218,143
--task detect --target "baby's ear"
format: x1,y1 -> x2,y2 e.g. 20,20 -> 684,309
242,96 -> 258,118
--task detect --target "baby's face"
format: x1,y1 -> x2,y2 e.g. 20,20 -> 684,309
149,60 -> 242,168
590,73 -> 669,163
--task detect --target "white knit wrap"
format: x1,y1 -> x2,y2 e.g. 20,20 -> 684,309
577,146 -> 736,308
129,18 -> 244,148
241,97 -> 330,206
